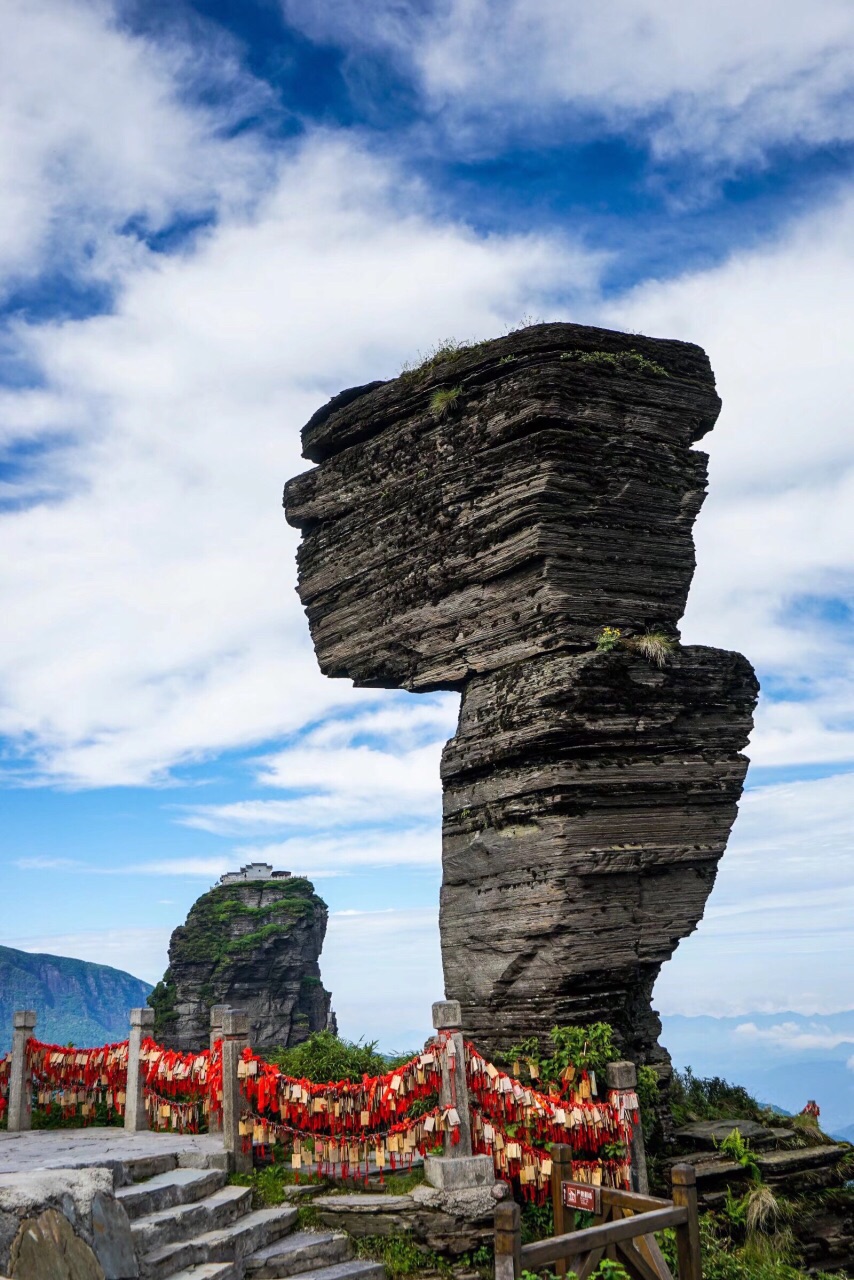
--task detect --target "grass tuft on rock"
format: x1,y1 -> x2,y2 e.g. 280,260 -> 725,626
399,338 -> 487,385
430,385 -> 463,418
560,348 -> 669,377
626,631 -> 675,666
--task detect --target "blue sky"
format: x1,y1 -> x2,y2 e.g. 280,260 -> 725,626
1,0 -> 853,1061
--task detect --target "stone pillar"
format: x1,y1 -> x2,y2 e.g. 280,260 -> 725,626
7,1010 -> 36,1132
208,1005 -> 228,1135
425,999 -> 494,1190
433,999 -> 472,1157
606,1060 -> 649,1194
222,1009 -> 251,1174
124,1008 -> 154,1132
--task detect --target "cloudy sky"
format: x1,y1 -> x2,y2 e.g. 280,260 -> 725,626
1,0 -> 852,1054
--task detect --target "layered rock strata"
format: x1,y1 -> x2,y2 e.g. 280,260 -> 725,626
284,321 -> 758,1062
149,876 -> 335,1052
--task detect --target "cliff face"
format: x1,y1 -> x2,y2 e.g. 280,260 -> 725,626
149,876 -> 335,1052
0,945 -> 152,1053
284,321 -> 758,1064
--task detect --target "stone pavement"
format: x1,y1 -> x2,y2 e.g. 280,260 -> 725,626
0,1127 -> 223,1175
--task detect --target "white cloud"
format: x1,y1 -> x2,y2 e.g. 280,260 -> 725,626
734,1021 -> 854,1052
284,0 -> 854,169
0,129 -> 592,788
324,908 -> 442,1048
604,190 -> 854,771
237,830 -> 440,874
0,0 -> 270,288
178,702 -> 452,862
654,772 -> 854,1016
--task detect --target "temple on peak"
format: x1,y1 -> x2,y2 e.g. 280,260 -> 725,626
217,862 -> 292,885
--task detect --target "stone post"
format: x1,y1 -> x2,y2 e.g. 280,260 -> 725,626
7,1010 -> 36,1132
222,1008 -> 252,1174
208,1005 -> 228,1135
606,1060 -> 649,1194
124,1007 -> 154,1131
433,999 -> 473,1157
424,999 -> 494,1190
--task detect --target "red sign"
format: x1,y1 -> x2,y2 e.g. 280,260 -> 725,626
562,1181 -> 601,1215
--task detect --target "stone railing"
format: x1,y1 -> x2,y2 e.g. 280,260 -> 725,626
2,1001 -> 648,1195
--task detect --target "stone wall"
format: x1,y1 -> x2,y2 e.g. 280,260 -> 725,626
284,321 -> 758,1063
0,1168 -> 136,1280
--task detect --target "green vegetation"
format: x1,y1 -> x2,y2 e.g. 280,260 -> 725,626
355,1234 -> 494,1280
147,968 -> 178,1035
636,1064 -> 661,1141
353,1234 -> 451,1280
154,879 -> 319,970
507,1021 -> 618,1087
382,1167 -> 427,1194
657,1211 -> 828,1280
595,625 -> 623,654
430,385 -> 463,418
270,1029 -> 413,1082
399,337 -> 488,385
229,1161 -> 301,1208
631,632 -> 676,666
595,627 -> 676,667
560,348 -> 669,377
521,1262 -> 631,1280
521,1197 -> 554,1243
670,1067 -> 762,1127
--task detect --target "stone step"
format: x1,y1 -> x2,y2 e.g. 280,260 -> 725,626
118,1167 -> 228,1219
166,1266 -> 239,1280
177,1151 -> 231,1174
140,1204 -> 298,1280
132,1185 -> 253,1253
758,1144 -> 849,1178
124,1153 -> 181,1184
283,1260 -> 385,1280
673,1119 -> 796,1152
164,1265 -> 239,1280
245,1230 -> 352,1278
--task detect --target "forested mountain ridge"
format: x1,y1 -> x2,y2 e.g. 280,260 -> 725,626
0,944 -> 152,1052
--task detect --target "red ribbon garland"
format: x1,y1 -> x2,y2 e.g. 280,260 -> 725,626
11,1033 -> 634,1199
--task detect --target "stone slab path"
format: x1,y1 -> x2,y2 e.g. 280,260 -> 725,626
0,1128 -> 223,1175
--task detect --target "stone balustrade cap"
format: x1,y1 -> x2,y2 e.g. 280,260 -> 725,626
130,1008 -> 155,1028
605,1060 -> 638,1090
13,1010 -> 37,1029
222,1009 -> 249,1037
432,999 -> 462,1030
209,1004 -> 229,1026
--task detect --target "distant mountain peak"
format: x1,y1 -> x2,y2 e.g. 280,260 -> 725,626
0,944 -> 152,1053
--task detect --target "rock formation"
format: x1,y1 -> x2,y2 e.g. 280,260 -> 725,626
149,874 -> 335,1052
284,321 -> 758,1064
